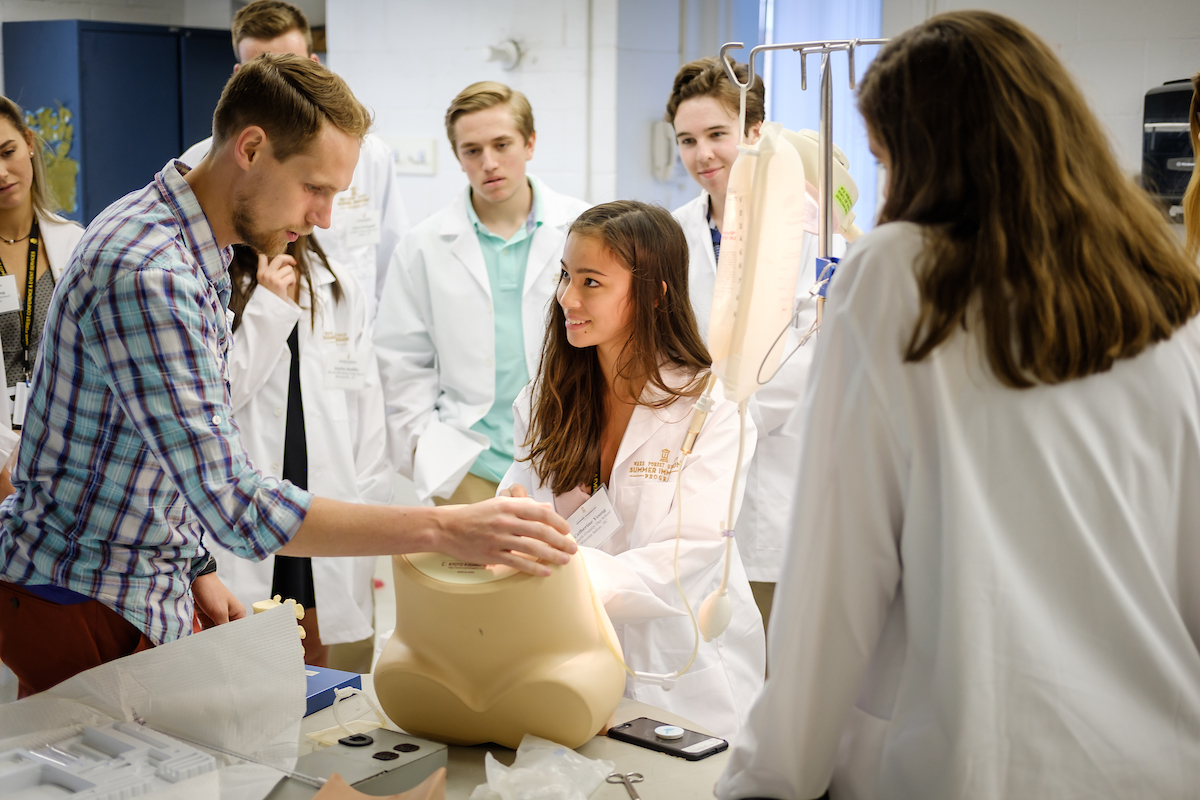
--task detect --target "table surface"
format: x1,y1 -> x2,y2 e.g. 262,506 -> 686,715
301,681 -> 728,799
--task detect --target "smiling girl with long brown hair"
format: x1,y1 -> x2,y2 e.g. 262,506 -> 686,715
500,200 -> 766,739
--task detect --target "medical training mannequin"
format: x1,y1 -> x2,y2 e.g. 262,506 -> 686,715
500,201 -> 765,740
1184,70 -> 1199,262
220,235 -> 391,668
665,58 -> 818,634
718,11 -> 1200,800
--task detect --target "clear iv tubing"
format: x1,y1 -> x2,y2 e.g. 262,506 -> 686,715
586,374 -> 748,687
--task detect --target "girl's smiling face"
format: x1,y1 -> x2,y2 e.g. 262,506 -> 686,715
557,232 -> 635,360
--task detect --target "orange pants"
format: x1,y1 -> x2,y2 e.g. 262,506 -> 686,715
0,580 -> 154,698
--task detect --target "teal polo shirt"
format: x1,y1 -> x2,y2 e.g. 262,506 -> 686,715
465,178 -> 543,482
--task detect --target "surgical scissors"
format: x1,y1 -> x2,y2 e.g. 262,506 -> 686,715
607,771 -> 645,799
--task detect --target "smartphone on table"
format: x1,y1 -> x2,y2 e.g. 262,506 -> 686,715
606,717 -> 728,761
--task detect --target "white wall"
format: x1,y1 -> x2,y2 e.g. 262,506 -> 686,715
0,0 -> 232,94
882,0 -> 1200,176
327,0 -> 762,224
614,0 -> 761,212
327,0 -> 597,224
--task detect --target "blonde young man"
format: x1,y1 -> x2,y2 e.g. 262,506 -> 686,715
375,83 -> 590,504
0,56 -> 573,698
181,0 -> 407,320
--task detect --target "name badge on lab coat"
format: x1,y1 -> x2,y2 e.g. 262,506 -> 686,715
566,486 -> 621,549
323,349 -> 370,392
343,208 -> 381,249
0,275 -> 20,314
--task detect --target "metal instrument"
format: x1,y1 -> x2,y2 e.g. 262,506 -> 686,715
607,771 -> 645,799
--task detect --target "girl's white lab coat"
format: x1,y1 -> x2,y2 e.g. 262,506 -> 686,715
215,261 -> 392,645
0,212 -> 83,466
716,222 -> 1200,800
673,191 -> 819,583
500,368 -> 766,740
375,177 -> 590,502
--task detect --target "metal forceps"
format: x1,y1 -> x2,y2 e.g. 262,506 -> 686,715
607,771 -> 645,798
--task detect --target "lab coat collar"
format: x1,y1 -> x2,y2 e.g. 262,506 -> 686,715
439,175 -> 569,299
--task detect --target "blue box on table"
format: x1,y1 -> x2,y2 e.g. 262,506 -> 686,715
304,666 -> 361,716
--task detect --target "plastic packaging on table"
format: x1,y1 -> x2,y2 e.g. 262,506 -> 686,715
469,735 -> 615,800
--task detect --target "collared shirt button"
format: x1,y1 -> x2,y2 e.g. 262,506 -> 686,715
274,406 -> 285,417
212,414 -> 222,425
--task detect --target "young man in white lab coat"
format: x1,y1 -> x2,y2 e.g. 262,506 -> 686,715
180,0 -> 408,321
375,82 -> 590,505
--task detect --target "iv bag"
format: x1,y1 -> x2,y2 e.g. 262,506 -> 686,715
708,122 -> 808,404
782,129 -> 860,239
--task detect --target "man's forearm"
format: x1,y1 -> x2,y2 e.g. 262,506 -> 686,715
273,494 -> 577,578
276,497 -> 440,557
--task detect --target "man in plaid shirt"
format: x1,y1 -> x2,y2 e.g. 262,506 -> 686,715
0,54 -> 573,698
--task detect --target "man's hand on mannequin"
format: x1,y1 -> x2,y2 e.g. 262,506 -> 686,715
277,496 -> 576,578
192,572 -> 248,629
435,496 -> 574,575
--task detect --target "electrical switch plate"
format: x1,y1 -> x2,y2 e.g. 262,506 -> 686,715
385,137 -> 438,176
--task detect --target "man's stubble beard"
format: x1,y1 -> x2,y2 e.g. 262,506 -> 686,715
231,191 -> 287,257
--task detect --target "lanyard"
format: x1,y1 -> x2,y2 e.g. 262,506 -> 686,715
0,218 -> 43,374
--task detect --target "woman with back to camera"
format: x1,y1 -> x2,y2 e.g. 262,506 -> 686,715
718,11 -> 1200,800
500,201 -> 765,739
220,233 -> 391,668
0,97 -> 83,497
665,57 -> 820,635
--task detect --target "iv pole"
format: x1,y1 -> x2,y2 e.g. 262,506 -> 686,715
718,38 -> 886,321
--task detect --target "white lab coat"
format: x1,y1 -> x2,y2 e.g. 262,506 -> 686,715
375,177 -> 590,502
717,222 -> 1200,800
673,191 -> 819,582
0,212 -> 83,466
214,262 -> 393,645
180,134 -> 408,320
499,368 -> 766,740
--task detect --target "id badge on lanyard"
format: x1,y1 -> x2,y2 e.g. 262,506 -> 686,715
566,485 -> 622,548
0,219 -> 41,429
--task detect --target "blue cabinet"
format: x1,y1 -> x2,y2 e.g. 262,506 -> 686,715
3,20 -> 233,223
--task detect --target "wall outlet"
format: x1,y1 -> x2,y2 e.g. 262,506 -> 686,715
385,137 -> 438,176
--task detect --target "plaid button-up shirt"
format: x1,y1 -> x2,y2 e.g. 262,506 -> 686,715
0,161 -> 312,644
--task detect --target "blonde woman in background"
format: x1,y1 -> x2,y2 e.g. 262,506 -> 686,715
0,96 -> 83,498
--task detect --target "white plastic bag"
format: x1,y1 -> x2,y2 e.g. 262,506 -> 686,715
468,734 -> 615,800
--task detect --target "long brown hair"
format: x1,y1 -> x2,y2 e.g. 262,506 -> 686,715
858,11 -> 1200,388
1184,70 -> 1200,261
228,234 -> 341,331
0,96 -> 58,218
524,201 -> 710,494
